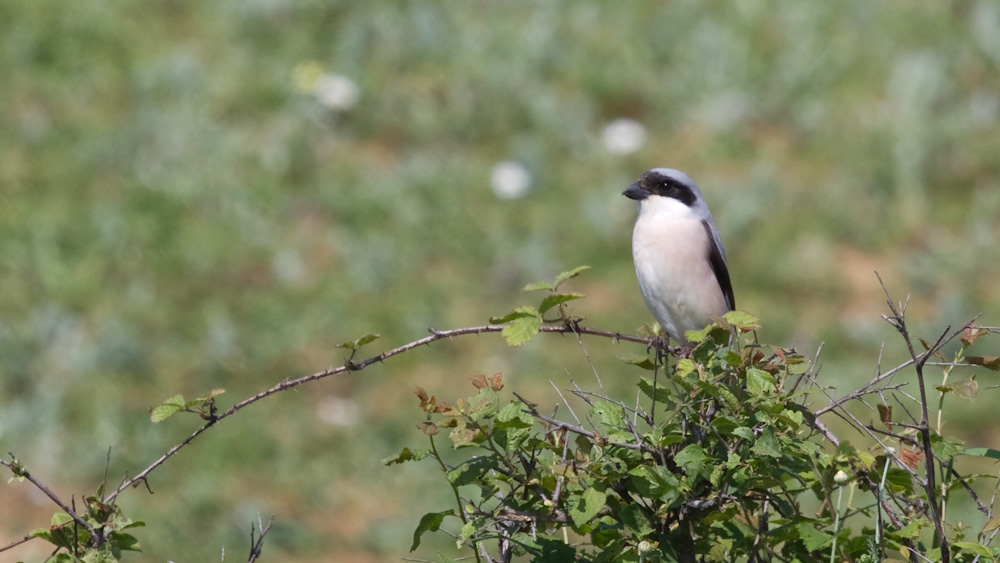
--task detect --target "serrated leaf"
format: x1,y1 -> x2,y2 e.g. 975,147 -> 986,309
796,523 -> 832,551
591,400 -> 626,427
538,292 -> 583,314
382,447 -> 431,466
751,428 -> 782,458
967,356 -> 1000,371
962,447 -> 1000,460
675,358 -> 697,377
449,425 -> 479,448
553,265 -> 590,290
567,487 -> 607,528
458,519 -> 477,548
522,280 -> 554,292
336,333 -> 381,351
952,541 -> 994,557
855,450 -> 876,469
896,519 -> 924,539
723,310 -> 761,332
150,395 -> 186,423
410,510 -> 453,551
467,388 -> 500,419
490,306 -> 542,345
496,402 -> 532,425
447,456 -> 499,486
503,315 -> 541,346
638,377 -> 674,403
619,503 -> 655,537
746,368 -> 776,396
685,325 -> 713,343
195,388 -> 226,402
951,378 -> 979,401
618,353 -> 657,370
675,444 -> 711,478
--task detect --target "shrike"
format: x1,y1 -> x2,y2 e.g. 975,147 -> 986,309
623,168 -> 735,344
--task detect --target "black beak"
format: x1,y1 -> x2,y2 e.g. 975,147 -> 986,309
622,183 -> 649,201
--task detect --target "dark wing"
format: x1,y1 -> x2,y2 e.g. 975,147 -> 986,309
702,221 -> 735,311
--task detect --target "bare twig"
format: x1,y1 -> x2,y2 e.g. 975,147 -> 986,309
877,273 -> 950,562
1,455 -> 99,543
247,514 -> 274,563
105,323 -> 651,503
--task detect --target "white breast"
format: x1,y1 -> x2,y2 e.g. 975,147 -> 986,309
631,197 -> 728,342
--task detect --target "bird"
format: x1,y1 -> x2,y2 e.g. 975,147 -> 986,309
623,168 -> 735,345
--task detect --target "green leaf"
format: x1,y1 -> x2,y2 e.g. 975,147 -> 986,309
52,512 -> 74,526
447,456 -> 499,486
931,434 -> 966,462
553,265 -> 590,290
568,487 -> 607,528
150,395 -> 186,423
894,519 -> 924,539
684,325 -> 713,343
410,510 -> 453,551
590,400 -> 626,428
796,523 -> 832,551
884,468 -> 914,495
619,503 -> 655,537
336,333 -> 381,351
538,292 -> 583,314
457,519 -> 477,548
522,281 -> 554,292
952,541 -> 994,557
114,532 -> 141,552
628,465 -> 680,499
495,402 -> 532,426
619,354 -> 657,371
466,388 -> 500,419
492,306 -> 542,346
962,447 -> 1000,461
723,310 -> 761,332
638,377 -> 675,403
194,388 -> 226,403
675,444 -> 711,478
382,447 -> 431,466
746,368 -> 776,396
675,358 -> 697,377
750,428 -> 782,458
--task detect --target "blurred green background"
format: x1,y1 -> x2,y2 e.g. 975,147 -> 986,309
2,1 -> 999,561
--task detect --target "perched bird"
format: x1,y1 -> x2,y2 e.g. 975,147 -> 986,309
623,168 -> 735,344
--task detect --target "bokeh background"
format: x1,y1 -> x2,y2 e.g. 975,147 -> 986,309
3,1 -> 1000,561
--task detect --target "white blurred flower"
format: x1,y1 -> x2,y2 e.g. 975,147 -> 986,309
490,161 -> 532,200
834,469 -> 849,486
601,118 -> 647,155
316,396 -> 360,427
313,73 -> 360,111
